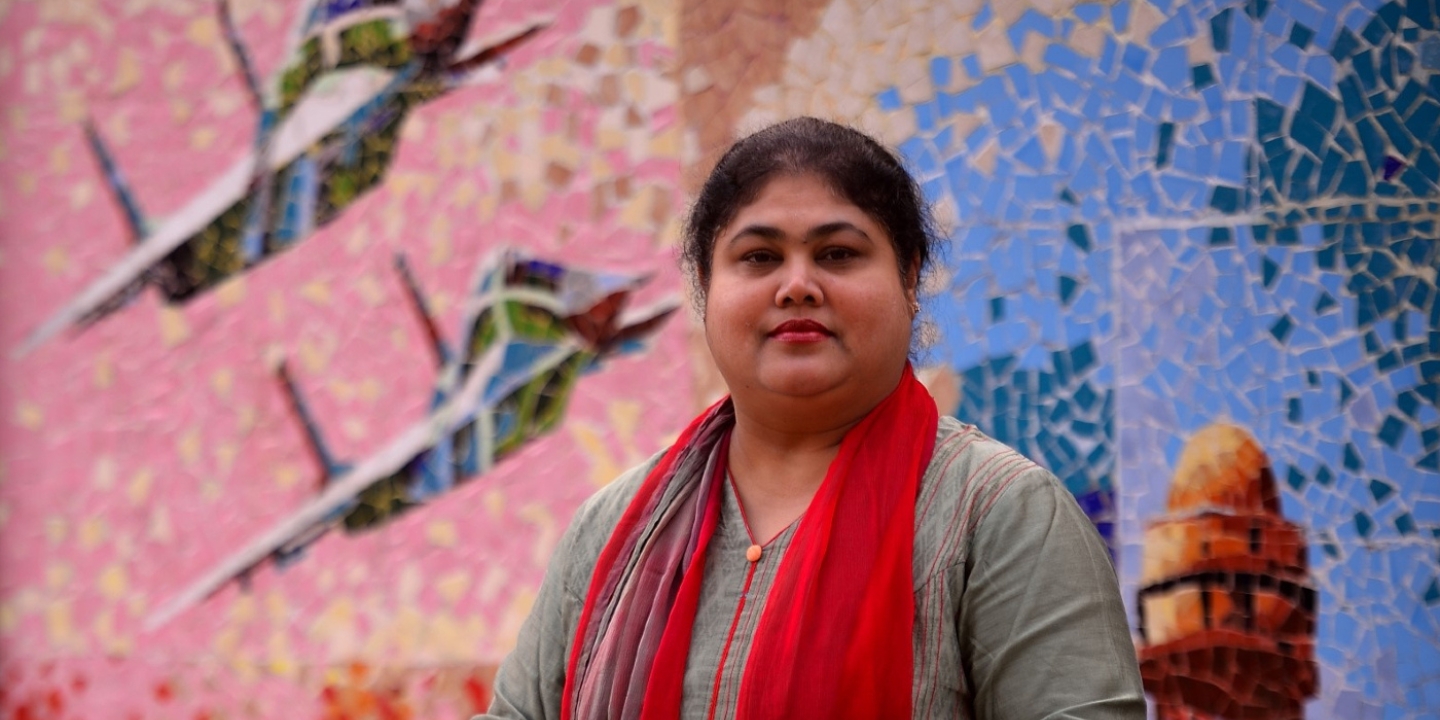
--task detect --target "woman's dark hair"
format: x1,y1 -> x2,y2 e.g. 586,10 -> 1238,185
682,117 -> 940,308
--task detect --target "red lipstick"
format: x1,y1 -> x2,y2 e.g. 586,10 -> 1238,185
768,319 -> 833,343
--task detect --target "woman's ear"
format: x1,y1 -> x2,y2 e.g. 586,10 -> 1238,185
905,257 -> 922,304
902,258 -> 922,317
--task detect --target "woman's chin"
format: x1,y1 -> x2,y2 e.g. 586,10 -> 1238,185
754,363 -> 849,399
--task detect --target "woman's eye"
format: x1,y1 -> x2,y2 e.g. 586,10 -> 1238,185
819,246 -> 857,262
741,251 -> 779,264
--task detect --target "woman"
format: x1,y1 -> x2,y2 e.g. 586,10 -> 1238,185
481,118 -> 1144,719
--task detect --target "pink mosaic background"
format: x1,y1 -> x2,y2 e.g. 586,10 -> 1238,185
0,1 -> 692,717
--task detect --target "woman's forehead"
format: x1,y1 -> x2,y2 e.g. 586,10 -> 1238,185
725,175 -> 875,227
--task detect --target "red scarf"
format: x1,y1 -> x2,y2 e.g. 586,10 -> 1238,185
563,366 -> 939,719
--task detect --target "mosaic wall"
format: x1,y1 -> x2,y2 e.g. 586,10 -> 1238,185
0,0 -> 1436,718
0,1 -> 691,717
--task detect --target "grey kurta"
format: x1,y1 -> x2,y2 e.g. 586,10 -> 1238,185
479,417 -> 1146,719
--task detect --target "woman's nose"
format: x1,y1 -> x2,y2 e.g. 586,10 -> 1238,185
775,259 -> 823,307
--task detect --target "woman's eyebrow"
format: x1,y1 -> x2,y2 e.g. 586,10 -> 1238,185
726,221 -> 874,246
726,224 -> 785,245
806,221 -> 873,244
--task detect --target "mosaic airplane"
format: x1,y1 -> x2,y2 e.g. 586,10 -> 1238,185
145,249 -> 678,629
17,0 -> 545,354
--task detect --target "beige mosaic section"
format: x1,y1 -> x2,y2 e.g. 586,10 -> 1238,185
677,0 -> 832,185
437,3 -> 681,235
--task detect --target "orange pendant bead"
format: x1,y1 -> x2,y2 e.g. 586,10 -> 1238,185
745,544 -> 762,563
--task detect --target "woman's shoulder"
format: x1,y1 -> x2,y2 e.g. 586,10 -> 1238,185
913,417 -> 1053,568
924,416 -> 1046,491
550,450 -> 664,592
571,451 -> 661,530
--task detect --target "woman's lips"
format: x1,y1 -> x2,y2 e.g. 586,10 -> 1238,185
768,319 -> 833,343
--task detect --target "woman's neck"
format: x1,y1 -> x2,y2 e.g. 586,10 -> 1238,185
724,401 -> 868,542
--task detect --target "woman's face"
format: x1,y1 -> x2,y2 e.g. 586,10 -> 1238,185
704,173 -> 916,407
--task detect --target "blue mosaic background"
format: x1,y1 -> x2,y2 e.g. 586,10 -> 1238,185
884,0 -> 1440,715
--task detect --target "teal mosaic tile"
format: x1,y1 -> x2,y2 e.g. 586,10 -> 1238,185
1291,21 -> 1316,48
